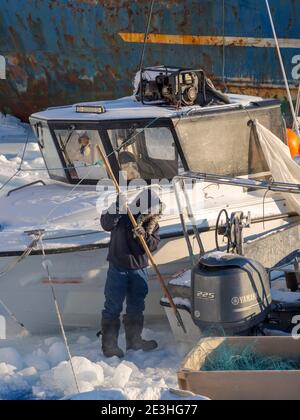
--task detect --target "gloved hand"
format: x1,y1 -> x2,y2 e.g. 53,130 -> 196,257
133,225 -> 146,239
116,192 -> 127,214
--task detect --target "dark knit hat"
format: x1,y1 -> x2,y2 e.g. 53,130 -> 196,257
130,189 -> 165,215
119,151 -> 137,165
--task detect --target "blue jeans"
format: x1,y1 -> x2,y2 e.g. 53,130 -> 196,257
102,264 -> 149,321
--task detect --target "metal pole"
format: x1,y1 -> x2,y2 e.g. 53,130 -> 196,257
139,0 -> 155,104
173,178 -> 197,265
265,0 -> 300,140
293,84 -> 300,131
96,146 -> 187,334
176,172 -> 300,195
139,0 -> 155,73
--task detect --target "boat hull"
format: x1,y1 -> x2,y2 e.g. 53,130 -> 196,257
0,216 -> 292,334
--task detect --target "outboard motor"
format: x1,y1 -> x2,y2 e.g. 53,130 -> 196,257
192,253 -> 272,335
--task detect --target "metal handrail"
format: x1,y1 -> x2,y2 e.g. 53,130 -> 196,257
7,180 -> 47,197
175,172 -> 300,195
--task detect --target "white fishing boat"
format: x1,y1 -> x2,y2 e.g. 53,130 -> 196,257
0,68 -> 295,334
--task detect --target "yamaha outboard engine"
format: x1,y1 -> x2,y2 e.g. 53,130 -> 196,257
192,253 -> 272,335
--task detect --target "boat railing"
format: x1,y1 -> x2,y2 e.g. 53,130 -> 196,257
174,172 -> 300,195
7,180 -> 47,197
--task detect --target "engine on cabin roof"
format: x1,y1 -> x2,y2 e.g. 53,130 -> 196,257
136,66 -> 231,108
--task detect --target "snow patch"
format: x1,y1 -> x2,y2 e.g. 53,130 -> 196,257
0,325 -> 191,400
38,357 -> 104,397
44,337 -> 60,347
0,361 -> 32,400
47,342 -> 67,367
201,251 -> 228,261
0,363 -> 16,376
160,388 -> 209,400
19,367 -> 38,378
76,336 -> 91,345
169,270 -> 191,287
0,348 -> 23,371
111,362 -> 133,389
0,113 -> 47,195
24,350 -> 50,372
70,388 -> 128,401
161,297 -> 191,309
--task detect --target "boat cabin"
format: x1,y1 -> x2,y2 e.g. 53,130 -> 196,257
29,95 -> 285,186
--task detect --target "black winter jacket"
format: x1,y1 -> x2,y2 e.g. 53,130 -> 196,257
101,210 -> 160,270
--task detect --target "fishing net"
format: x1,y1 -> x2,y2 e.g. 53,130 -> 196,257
202,343 -> 300,372
255,121 -> 300,215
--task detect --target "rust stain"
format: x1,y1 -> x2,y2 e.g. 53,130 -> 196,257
42,278 -> 83,285
64,33 -> 76,45
214,80 -> 297,100
67,72 -> 79,83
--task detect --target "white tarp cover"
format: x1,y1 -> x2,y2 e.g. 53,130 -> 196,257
255,121 -> 300,215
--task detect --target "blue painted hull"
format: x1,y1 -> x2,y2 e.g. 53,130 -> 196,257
0,0 -> 299,120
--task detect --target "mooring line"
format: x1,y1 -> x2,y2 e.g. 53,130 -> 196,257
39,235 -> 80,395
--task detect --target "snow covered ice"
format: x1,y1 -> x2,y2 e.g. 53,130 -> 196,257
0,325 -> 201,400
111,362 -> 133,389
40,356 -> 105,396
0,308 -> 185,401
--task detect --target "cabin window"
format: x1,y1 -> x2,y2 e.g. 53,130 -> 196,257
144,128 -> 176,160
107,126 -> 179,181
35,123 -> 66,181
175,106 -> 283,178
54,129 -> 108,181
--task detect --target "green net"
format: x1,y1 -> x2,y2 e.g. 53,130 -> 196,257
202,344 -> 300,372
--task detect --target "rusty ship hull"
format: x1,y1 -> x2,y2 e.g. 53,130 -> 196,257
0,0 -> 300,120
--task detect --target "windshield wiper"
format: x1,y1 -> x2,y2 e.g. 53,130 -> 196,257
60,128 -> 76,152
58,132 -> 74,166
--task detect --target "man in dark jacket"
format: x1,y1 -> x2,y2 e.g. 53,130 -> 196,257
100,189 -> 162,358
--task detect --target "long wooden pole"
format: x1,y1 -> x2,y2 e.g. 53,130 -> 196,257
96,145 -> 187,333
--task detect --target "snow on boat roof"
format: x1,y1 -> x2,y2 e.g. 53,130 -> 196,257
30,94 -> 264,122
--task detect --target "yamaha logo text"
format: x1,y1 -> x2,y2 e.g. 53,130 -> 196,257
231,294 -> 257,306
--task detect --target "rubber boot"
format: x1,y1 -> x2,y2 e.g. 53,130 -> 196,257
101,319 -> 124,358
123,315 -> 158,352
